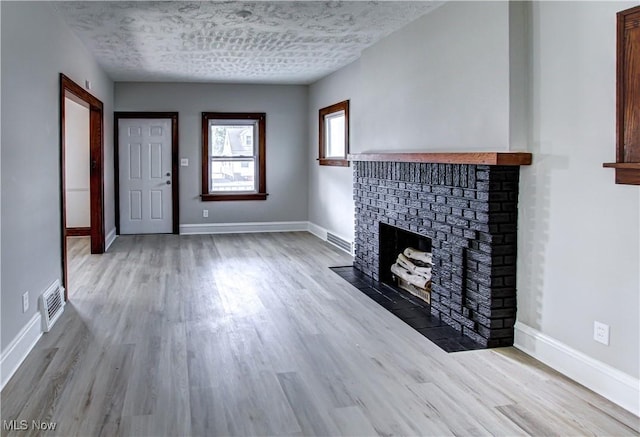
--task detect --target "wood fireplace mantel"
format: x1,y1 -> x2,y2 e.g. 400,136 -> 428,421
348,152 -> 532,166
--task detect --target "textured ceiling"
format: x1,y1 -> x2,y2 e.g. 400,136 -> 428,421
54,1 -> 442,84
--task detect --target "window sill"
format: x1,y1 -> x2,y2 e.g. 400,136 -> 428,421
201,193 -> 268,201
319,158 -> 349,167
603,162 -> 640,185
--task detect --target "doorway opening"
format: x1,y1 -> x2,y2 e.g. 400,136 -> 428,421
60,74 -> 105,300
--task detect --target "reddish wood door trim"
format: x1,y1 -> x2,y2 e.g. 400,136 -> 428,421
114,112 -> 180,235
66,227 -> 91,237
60,73 -> 105,299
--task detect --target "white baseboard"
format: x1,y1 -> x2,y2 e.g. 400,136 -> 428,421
0,312 -> 42,390
180,221 -> 309,235
514,322 -> 639,416
105,227 -> 117,251
307,222 -> 328,241
307,222 -> 354,255
179,221 -> 354,255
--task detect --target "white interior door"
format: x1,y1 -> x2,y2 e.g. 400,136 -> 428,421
119,119 -> 172,234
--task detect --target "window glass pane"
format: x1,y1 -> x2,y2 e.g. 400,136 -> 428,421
209,123 -> 255,157
210,159 -> 256,192
202,112 -> 266,199
325,111 -> 345,158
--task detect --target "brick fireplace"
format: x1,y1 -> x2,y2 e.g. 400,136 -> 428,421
351,152 -> 531,347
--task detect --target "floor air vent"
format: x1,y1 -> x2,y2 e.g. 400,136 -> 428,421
40,280 -> 65,332
327,232 -> 352,254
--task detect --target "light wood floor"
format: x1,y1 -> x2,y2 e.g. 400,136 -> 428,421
2,233 -> 638,436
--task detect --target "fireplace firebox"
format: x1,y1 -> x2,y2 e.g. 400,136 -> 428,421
379,223 -> 433,304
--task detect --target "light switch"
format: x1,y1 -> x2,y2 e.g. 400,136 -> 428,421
180,158 -> 189,167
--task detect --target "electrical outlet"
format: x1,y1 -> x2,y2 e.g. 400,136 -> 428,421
203,209 -> 209,218
594,321 -> 610,345
22,291 -> 29,313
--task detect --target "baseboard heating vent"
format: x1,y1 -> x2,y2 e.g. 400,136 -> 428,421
327,232 -> 353,254
40,280 -> 65,332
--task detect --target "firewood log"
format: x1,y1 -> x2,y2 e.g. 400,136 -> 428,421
391,263 -> 430,289
397,253 -> 432,276
403,247 -> 432,266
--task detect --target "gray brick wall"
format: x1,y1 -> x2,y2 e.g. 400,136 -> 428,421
353,162 -> 520,347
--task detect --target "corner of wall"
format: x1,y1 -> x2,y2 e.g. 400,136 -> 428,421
508,0 -> 532,152
307,222 -> 328,241
105,227 -> 117,251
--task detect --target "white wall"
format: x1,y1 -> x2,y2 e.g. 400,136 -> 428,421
64,98 -> 91,228
115,82 -> 308,228
517,0 -> 639,379
308,0 -> 639,412
308,1 -> 510,244
308,62 -> 360,243
356,1 -> 510,153
1,2 -> 114,354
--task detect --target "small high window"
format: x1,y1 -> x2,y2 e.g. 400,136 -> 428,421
319,100 -> 349,166
201,112 -> 267,201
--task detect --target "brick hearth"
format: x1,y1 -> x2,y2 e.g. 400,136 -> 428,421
353,161 -> 521,347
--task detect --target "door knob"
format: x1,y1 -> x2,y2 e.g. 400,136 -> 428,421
166,172 -> 171,176
166,180 -> 171,185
